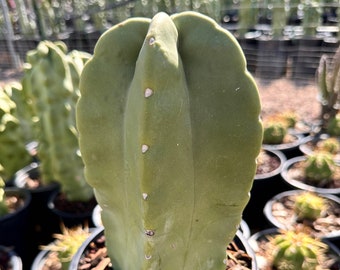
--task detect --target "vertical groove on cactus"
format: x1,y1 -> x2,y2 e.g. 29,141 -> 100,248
77,11 -> 262,270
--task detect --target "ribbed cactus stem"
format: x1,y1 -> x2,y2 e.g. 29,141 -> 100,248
77,11 -> 262,270
23,41 -> 92,201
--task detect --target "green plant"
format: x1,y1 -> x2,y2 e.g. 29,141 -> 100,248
238,0 -> 259,37
316,42 -> 340,133
293,192 -> 327,220
302,0 -> 321,37
304,152 -> 335,183
40,224 -> 90,270
269,229 -> 328,270
271,0 -> 287,38
262,121 -> 288,144
77,11 -> 262,270
21,40 -> 93,202
316,137 -> 340,154
0,178 -> 8,217
0,86 -> 32,183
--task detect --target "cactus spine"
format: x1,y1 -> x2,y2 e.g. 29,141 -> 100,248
22,41 -> 92,201
77,11 -> 262,270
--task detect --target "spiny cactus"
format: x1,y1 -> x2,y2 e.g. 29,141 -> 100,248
316,137 -> 340,154
269,229 -> 328,270
263,121 -> 287,144
304,152 -> 335,183
40,224 -> 90,270
77,11 -> 262,270
22,40 -> 93,202
316,45 -> 340,133
0,86 -> 32,182
293,192 -> 327,220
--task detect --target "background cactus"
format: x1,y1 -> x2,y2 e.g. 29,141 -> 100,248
77,11 -> 262,270
22,40 -> 92,202
0,86 -> 32,182
304,152 -> 335,183
262,121 -> 288,144
316,137 -> 340,154
316,45 -> 340,133
293,192 -> 327,220
270,229 -> 328,270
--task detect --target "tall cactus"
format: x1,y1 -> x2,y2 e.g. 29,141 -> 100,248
77,11 -> 262,270
22,41 -> 92,202
316,45 -> 340,132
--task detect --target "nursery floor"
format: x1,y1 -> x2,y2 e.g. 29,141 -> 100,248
0,68 -> 321,125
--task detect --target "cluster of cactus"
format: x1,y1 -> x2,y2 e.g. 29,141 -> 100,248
316,45 -> 340,135
304,152 -> 335,183
40,224 -> 90,270
21,40 -> 93,202
269,229 -> 328,270
0,85 -> 32,183
77,11 -> 262,270
293,192 -> 328,220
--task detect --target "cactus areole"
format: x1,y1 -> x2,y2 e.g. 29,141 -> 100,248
77,11 -> 262,270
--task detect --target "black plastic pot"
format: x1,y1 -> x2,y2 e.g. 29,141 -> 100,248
0,188 -> 31,267
263,190 -> 340,241
69,227 -> 258,270
48,190 -> 96,228
243,149 -> 290,231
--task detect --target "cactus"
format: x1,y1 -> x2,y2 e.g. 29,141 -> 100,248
271,0 -> 287,38
316,43 -> 340,133
316,137 -> 340,154
270,229 -> 328,270
304,152 -> 335,183
40,224 -> 90,270
22,41 -> 93,202
238,0 -> 258,37
293,192 -> 327,220
0,86 -> 32,182
77,11 -> 262,270
302,0 -> 321,37
262,121 -> 288,144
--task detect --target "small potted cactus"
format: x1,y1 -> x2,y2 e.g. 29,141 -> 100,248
264,190 -> 340,240
31,224 -> 91,270
281,151 -> 340,195
248,227 -> 340,270
76,11 -> 262,270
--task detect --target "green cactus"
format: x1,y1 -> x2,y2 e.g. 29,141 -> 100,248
304,152 -> 335,183
270,229 -> 328,270
316,42 -> 340,134
22,41 -> 93,202
302,0 -> 321,37
262,121 -> 288,144
271,0 -> 287,38
0,86 -> 32,182
238,0 -> 258,37
293,192 -> 327,220
77,11 -> 262,270
0,178 -> 9,217
316,137 -> 340,154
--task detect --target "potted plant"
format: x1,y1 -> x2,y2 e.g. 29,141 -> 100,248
76,11 -> 263,270
262,112 -> 305,159
248,227 -> 340,270
30,224 -> 91,270
281,151 -> 340,195
263,190 -> 340,241
18,40 -> 95,223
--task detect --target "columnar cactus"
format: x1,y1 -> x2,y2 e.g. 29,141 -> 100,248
77,11 -> 262,270
22,41 -> 93,201
316,45 -> 340,133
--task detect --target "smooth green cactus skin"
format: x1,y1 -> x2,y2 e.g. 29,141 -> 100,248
77,11 -> 262,270
23,41 -> 92,201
